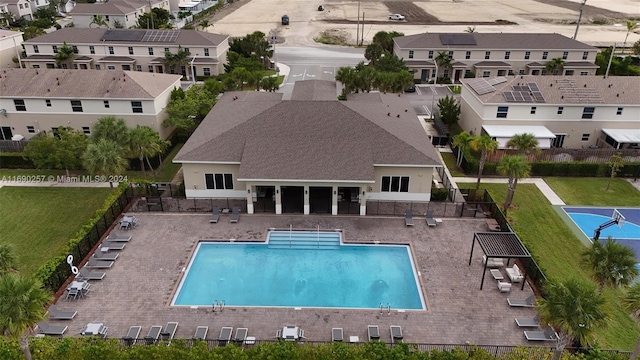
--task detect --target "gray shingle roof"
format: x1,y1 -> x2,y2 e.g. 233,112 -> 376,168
394,33 -> 596,51
0,68 -> 181,99
175,83 -> 441,181
290,80 -> 337,101
474,61 -> 511,67
71,0 -> 165,14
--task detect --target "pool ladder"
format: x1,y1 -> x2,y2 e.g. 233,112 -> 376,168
379,303 -> 391,316
212,300 -> 225,312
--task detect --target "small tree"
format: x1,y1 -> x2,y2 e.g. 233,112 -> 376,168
506,133 -> 539,156
23,126 -> 88,176
0,244 -> 17,274
472,135 -> 499,189
437,95 -> 460,125
127,125 -> 169,176
622,283 -> 640,360
464,26 -> 476,33
497,155 -> 530,215
90,14 -> 109,28
364,43 -> 384,67
92,116 -> 130,149
545,57 -> 565,75
623,20 -> 639,54
82,139 -> 128,189
163,85 -> 216,131
335,66 -> 357,97
54,41 -> 75,69
605,152 -> 624,191
435,51 -> 452,79
633,39 -> 640,55
451,131 -> 474,167
582,237 -> 639,288
260,76 -> 279,92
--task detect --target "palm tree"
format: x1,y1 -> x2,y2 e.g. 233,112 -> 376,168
582,237 -> 639,288
335,66 -> 357,96
497,155 -> 530,215
622,283 -> 640,360
0,274 -> 53,360
162,47 -> 191,76
83,139 -> 128,189
434,51 -> 452,80
90,14 -> 109,28
0,244 -> 17,274
472,135 -> 499,189
623,20 -> 638,54
452,131 -> 474,167
536,278 -> 607,359
128,125 -> 169,177
247,71 -> 264,91
506,133 -> 540,157
374,71 -> 395,93
545,57 -> 565,75
92,116 -> 130,149
364,43 -> 384,67
260,76 -> 279,92
54,41 -> 75,69
231,67 -> 251,90
199,19 -> 209,31
464,26 -> 476,33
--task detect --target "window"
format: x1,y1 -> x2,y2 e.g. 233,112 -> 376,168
204,48 -> 210,56
148,47 -> 154,55
72,45 -> 78,54
52,45 -> 58,53
27,126 -> 35,133
465,51 -> 470,59
542,51 -> 548,60
33,45 -> 39,53
148,65 -> 153,72
122,64 -> 131,71
71,100 -> 83,112
582,51 -> 589,60
107,65 -> 116,70
128,46 -> 134,55
203,67 -> 211,76
104,100 -> 110,108
497,106 -> 508,118
557,106 -> 563,114
45,99 -> 51,107
616,107 -> 623,115
530,106 -> 537,114
408,50 -> 414,59
580,71 -> 588,75
14,99 -> 26,111
564,70 -> 574,76
497,70 -> 506,76
60,63 -> 68,69
105,15 -> 109,21
448,51 -> 453,58
582,107 -> 594,119
82,127 -> 91,135
73,64 -> 78,69
504,51 -> 510,59
482,71 -> 490,77
204,173 -> 234,190
484,51 -> 490,59
32,65 -> 40,69
381,176 -> 409,192
519,69 -> 525,75
562,51 -> 568,60
428,51 -> 433,59
108,46 -> 114,55
136,64 -> 142,71
89,46 -> 95,54
581,134 -> 590,141
131,101 -> 143,113
47,63 -> 55,69
95,64 -> 101,70
524,51 -> 530,60
164,47 -> 170,53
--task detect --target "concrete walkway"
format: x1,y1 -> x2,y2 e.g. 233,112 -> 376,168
452,177 -> 566,206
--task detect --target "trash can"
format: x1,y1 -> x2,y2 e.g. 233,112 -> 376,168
281,15 -> 289,25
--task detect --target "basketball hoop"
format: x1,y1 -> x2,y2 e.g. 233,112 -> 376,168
612,209 -> 626,229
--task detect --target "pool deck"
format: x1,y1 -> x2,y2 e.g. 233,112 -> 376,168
49,214 -> 537,346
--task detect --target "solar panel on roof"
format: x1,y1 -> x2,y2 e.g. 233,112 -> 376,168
521,92 -> 532,102
503,92 -> 515,102
532,91 -> 545,103
488,77 -> 508,86
141,30 -> 180,43
528,83 -> 539,91
439,33 -> 477,45
100,30 -> 145,42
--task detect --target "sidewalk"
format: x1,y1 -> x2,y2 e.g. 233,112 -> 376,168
451,177 -> 566,206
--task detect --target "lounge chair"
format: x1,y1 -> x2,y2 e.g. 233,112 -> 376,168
367,325 -> 380,341
506,264 -> 525,283
390,325 -> 403,343
425,210 -> 437,227
497,281 -> 512,293
144,325 -> 162,345
507,294 -> 536,307
123,325 -> 141,345
218,326 -> 233,345
405,210 -> 414,226
161,322 -> 178,340
516,314 -> 541,328
102,240 -> 126,251
210,206 -> 220,223
482,255 -> 505,268
332,328 -> 343,342
93,250 -> 118,261
77,267 -> 106,280
36,322 -> 68,336
525,326 -> 558,341
107,232 -> 131,242
193,326 -> 208,340
230,206 -> 240,223
233,328 -> 248,343
85,258 -> 114,269
47,305 -> 77,320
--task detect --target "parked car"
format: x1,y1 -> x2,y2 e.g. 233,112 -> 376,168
388,14 -> 405,20
281,15 -> 290,25
318,5 -> 324,11
404,85 -> 416,93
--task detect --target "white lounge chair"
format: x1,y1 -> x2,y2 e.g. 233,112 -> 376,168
123,325 -> 141,344
193,326 -> 208,340
77,267 -> 106,280
506,264 -> 525,283
390,325 -> 403,343
482,255 -> 504,268
144,325 -> 163,345
85,258 -> 114,269
107,232 -> 131,242
405,210 -> 414,226
161,322 -> 178,340
425,210 -> 437,227
507,294 -> 536,307
367,325 -> 380,341
92,250 -> 118,261
47,305 -> 77,320
234,328 -> 248,343
230,206 -> 240,223
525,326 -> 558,341
331,328 -> 343,342
36,322 -> 68,336
516,314 -> 541,327
102,240 -> 125,251
218,327 -> 233,345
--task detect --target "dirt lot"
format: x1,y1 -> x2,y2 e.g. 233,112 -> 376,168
205,0 -> 640,47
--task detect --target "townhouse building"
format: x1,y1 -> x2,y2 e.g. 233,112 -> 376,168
70,0 -> 170,29
393,33 -> 599,83
0,29 -> 23,68
5,0 -> 32,21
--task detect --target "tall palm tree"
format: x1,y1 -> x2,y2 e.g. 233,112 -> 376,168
464,26 -> 476,33
545,57 -> 565,75
472,135 -> 499,190
199,19 -> 209,31
54,41 -> 75,69
260,76 -> 279,92
247,71 -> 263,91
452,131 -> 474,167
582,237 -> 639,288
128,125 -> 169,177
623,20 -> 638,54
82,139 -> 128,189
92,116 -> 130,149
506,133 -> 540,156
374,71 -> 395,93
335,66 -> 357,96
622,283 -> 640,360
231,67 -> 251,90
0,244 -> 17,274
90,14 -> 109,28
537,278 -> 607,360
434,51 -> 452,80
497,155 -> 530,215
0,274 -> 52,360
355,66 -> 377,93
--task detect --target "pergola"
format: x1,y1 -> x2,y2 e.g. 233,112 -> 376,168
469,232 -> 532,290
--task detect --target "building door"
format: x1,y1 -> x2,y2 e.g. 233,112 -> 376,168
337,187 -> 360,214
281,186 -> 304,213
420,69 -> 428,82
0,127 -> 13,140
454,69 -> 462,83
254,186 -> 275,213
552,134 -> 565,148
309,187 -> 331,214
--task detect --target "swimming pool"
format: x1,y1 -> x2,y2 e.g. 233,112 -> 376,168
171,231 -> 425,310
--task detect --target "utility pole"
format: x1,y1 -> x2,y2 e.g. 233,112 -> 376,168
604,43 -> 615,78
573,0 -> 587,39
356,0 -> 360,46
361,12 -> 365,46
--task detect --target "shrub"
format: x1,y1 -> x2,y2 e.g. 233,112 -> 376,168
430,187 -> 449,201
0,152 -> 34,168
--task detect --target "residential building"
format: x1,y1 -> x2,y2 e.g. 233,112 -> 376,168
458,75 -> 640,149
22,28 -> 229,77
6,0 -> 32,21
174,80 -> 443,216
29,0 -> 50,12
393,33 -> 598,83
0,68 -> 182,140
70,0 -> 170,29
1,3 -> 12,26
0,29 -> 23,68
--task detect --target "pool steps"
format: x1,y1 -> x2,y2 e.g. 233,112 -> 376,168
268,231 -> 341,250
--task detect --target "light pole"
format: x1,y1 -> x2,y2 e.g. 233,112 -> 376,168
190,53 -> 198,84
271,35 -> 278,73
430,62 -> 438,120
573,0 -> 587,39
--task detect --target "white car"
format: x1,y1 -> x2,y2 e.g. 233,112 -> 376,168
388,14 -> 405,20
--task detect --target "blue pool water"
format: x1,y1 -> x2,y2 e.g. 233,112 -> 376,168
172,231 -> 425,309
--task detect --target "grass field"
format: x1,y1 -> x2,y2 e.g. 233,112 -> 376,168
459,182 -> 639,350
545,177 -> 640,206
440,152 -> 466,177
0,187 -> 111,276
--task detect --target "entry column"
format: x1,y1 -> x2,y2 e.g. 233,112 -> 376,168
246,186 -> 254,214
360,188 -> 367,216
275,185 -> 282,214
303,185 -> 310,215
331,186 -> 338,215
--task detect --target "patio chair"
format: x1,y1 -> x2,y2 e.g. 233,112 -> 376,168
233,328 -> 248,343
93,250 -> 118,261
102,240 -> 126,251
524,326 -> 558,341
497,281 -> 512,293
507,294 -> 536,307
516,314 -> 541,328
482,255 -> 504,268
331,328 -> 343,342
390,325 -> 403,343
218,326 -> 233,345
144,325 -> 163,345
230,206 -> 240,223
47,305 -> 77,320
161,322 -> 179,340
425,210 -> 437,227
404,210 -> 414,226
275,329 -> 282,339
85,258 -> 114,269
506,264 -> 525,283
193,326 -> 208,340
210,206 -> 220,223
367,325 -> 380,341
66,288 -> 80,301
36,322 -> 68,336
107,232 -> 131,242
76,267 -> 105,280
123,326 -> 142,345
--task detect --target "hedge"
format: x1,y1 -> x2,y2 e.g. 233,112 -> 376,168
0,152 -> 34,168
430,187 -> 449,201
461,158 -> 640,178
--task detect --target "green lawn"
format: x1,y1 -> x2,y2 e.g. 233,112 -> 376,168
0,187 -> 111,276
545,177 -> 640,206
440,152 -> 466,177
459,182 -> 639,350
